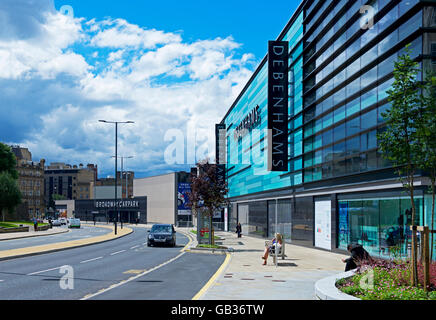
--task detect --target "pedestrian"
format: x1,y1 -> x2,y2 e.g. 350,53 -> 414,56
342,243 -> 371,271
236,222 -> 242,238
261,233 -> 282,265
33,217 -> 38,232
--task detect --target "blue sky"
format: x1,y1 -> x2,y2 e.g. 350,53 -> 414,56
0,0 -> 300,179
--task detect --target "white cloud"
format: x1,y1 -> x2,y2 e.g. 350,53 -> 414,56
88,18 -> 182,49
2,3 -> 256,177
0,9 -> 88,80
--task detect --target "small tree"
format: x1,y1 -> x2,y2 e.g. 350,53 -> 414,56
187,159 -> 228,245
0,172 -> 22,222
417,72 -> 436,261
377,45 -> 424,286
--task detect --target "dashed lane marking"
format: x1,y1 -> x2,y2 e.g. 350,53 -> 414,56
81,251 -> 185,300
80,256 -> 103,264
27,266 -> 62,276
110,250 -> 126,256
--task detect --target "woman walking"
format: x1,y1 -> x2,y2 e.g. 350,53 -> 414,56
236,222 -> 242,238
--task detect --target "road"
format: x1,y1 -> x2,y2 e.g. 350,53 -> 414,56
0,224 -> 111,251
0,226 -> 225,300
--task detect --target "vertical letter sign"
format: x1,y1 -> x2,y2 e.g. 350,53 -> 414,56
268,41 -> 289,171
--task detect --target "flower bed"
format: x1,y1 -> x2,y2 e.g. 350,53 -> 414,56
336,259 -> 436,300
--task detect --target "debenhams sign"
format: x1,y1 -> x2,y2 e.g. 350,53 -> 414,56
233,105 -> 261,141
95,200 -> 140,209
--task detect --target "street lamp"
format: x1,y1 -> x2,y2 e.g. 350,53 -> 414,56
111,155 -> 134,228
99,120 -> 134,235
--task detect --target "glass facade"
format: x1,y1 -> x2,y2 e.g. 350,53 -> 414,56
220,0 -> 436,257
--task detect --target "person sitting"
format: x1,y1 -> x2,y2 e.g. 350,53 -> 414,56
342,243 -> 371,271
261,233 -> 283,265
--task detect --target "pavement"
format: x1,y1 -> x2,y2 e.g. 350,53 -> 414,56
190,230 -> 350,300
0,225 -> 70,241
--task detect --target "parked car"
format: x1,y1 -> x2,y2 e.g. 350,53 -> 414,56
51,219 -> 62,226
68,218 -> 81,228
147,224 -> 176,247
59,218 -> 67,225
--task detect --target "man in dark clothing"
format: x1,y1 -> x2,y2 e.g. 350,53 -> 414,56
342,244 -> 371,271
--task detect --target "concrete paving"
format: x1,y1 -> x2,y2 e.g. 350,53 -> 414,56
196,230 -> 350,300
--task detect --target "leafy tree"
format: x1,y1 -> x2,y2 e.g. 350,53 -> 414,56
0,172 -> 22,222
52,194 -> 67,201
0,143 -> 18,179
187,159 -> 228,245
417,72 -> 436,261
377,45 -> 425,286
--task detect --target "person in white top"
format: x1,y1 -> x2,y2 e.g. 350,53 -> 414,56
261,233 -> 282,265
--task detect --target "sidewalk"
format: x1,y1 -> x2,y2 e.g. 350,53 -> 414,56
196,231 -> 350,300
0,226 -> 70,241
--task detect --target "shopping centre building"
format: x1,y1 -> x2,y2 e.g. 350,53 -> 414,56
217,0 -> 436,258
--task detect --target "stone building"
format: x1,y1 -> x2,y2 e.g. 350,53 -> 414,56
44,163 -> 97,207
11,146 -> 45,219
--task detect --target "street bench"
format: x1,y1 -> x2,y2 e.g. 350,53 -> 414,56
265,236 -> 286,264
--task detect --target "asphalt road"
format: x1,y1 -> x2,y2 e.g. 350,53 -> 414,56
0,227 -> 225,300
0,224 -> 111,251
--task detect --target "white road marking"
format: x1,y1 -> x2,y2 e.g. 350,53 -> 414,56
130,245 -> 139,249
27,266 -> 62,276
110,250 -> 126,256
81,252 -> 186,300
80,256 -> 103,264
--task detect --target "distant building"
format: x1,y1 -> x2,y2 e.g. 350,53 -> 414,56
11,146 -> 45,219
134,171 -> 191,226
44,163 -> 97,207
96,171 -> 134,199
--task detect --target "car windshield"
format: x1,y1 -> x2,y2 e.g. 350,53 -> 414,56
151,225 -> 172,233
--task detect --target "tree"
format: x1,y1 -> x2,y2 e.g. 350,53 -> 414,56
0,143 -> 18,179
377,45 -> 424,286
187,159 -> 228,245
0,172 -> 22,222
417,72 -> 436,261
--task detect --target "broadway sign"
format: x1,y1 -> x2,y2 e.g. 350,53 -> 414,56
267,40 -> 289,172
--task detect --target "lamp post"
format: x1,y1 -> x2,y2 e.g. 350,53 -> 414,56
112,155 -> 133,228
99,120 -> 134,235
